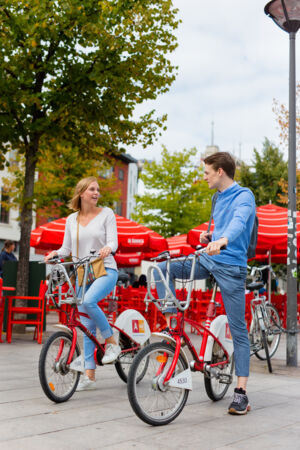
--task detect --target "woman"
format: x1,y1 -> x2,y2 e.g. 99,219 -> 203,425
45,177 -> 120,391
0,240 -> 17,278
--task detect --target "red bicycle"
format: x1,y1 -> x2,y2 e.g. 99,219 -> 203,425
39,254 -> 151,403
127,248 -> 234,426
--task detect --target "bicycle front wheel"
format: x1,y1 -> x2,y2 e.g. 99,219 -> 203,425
204,341 -> 234,401
115,333 -> 149,383
39,331 -> 81,403
127,342 -> 189,426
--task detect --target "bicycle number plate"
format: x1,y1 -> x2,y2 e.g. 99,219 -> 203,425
69,355 -> 84,373
168,369 -> 193,390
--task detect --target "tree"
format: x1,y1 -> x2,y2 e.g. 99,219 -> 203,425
239,138 -> 288,206
0,0 -> 179,294
273,83 -> 300,208
132,147 -> 212,237
3,142 -> 121,220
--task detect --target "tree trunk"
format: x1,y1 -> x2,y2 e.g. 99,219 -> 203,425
14,142 -> 38,333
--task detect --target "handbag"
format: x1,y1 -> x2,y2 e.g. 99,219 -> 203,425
76,215 -> 107,287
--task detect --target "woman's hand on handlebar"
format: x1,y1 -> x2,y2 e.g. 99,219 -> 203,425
44,251 -> 58,262
205,237 -> 228,255
98,246 -> 112,259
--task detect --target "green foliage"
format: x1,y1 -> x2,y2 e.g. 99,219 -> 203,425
0,0 -> 179,293
273,84 -> 300,208
239,138 -> 288,206
0,0 -> 179,161
35,144 -> 122,218
3,143 -> 121,219
132,147 -> 212,237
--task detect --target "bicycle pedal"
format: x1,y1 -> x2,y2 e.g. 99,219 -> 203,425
218,374 -> 232,384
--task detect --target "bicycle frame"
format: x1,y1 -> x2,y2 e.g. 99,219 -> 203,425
54,306 -> 141,368
145,249 -> 233,387
45,255 -> 151,370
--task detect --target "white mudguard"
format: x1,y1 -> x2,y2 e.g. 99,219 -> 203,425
151,332 -> 192,390
204,315 -> 234,362
114,309 -> 151,345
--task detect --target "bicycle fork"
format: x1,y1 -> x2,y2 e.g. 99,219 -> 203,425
54,326 -> 85,373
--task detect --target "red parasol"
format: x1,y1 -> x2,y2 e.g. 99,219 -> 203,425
114,252 -> 144,267
255,204 -> 300,255
187,203 -> 300,259
166,234 -> 194,257
30,214 -> 168,254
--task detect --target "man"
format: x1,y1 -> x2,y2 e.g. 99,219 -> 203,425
0,240 -> 17,278
154,152 -> 256,415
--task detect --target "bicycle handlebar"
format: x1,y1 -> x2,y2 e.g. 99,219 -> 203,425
145,246 -> 208,312
247,264 -> 275,279
45,253 -> 97,266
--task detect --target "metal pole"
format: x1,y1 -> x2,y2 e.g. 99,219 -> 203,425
286,31 -> 298,367
268,250 -> 271,302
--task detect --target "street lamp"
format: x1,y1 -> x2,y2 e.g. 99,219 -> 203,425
264,0 -> 300,367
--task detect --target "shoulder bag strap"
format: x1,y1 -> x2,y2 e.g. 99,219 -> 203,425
76,214 -> 80,258
207,192 -> 219,233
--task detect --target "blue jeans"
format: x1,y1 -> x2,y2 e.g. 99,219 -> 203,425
77,268 -> 118,370
154,254 -> 249,377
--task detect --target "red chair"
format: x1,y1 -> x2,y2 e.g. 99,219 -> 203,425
6,281 -> 48,344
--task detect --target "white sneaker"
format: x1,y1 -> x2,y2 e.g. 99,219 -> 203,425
76,375 -> 96,391
102,343 -> 121,364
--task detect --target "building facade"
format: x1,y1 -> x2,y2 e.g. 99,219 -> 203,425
0,166 -> 20,253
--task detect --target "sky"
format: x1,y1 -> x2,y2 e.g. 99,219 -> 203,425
126,0 -> 300,165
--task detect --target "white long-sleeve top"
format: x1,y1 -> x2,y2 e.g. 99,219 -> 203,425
56,207 -> 118,271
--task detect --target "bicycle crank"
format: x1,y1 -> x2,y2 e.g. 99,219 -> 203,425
205,365 -> 232,384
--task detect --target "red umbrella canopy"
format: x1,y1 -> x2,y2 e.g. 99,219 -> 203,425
30,217 -> 67,250
187,221 -> 211,247
114,252 -> 144,267
115,215 -> 167,252
30,214 -> 168,253
251,252 -> 300,264
187,203 -> 300,258
255,204 -> 300,254
167,234 -> 194,257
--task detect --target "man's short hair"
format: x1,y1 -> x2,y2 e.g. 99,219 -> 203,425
204,152 -> 236,179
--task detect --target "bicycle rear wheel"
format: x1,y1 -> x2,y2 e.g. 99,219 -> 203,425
260,327 -> 272,373
39,331 -> 81,403
127,341 -> 189,426
250,305 -> 281,360
204,341 -> 234,401
115,333 -> 149,383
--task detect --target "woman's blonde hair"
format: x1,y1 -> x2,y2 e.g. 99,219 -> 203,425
68,176 -> 99,211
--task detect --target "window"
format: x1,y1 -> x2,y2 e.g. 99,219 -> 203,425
98,167 -> 113,179
118,169 -> 124,180
115,202 -> 122,215
0,189 -> 10,224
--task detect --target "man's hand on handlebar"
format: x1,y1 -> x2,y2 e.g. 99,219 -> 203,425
205,237 -> 228,256
200,231 -> 212,244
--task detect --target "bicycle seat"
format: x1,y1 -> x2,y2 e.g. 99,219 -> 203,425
246,281 -> 264,291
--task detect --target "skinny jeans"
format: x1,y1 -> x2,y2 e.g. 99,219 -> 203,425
77,268 -> 118,370
154,254 -> 249,377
